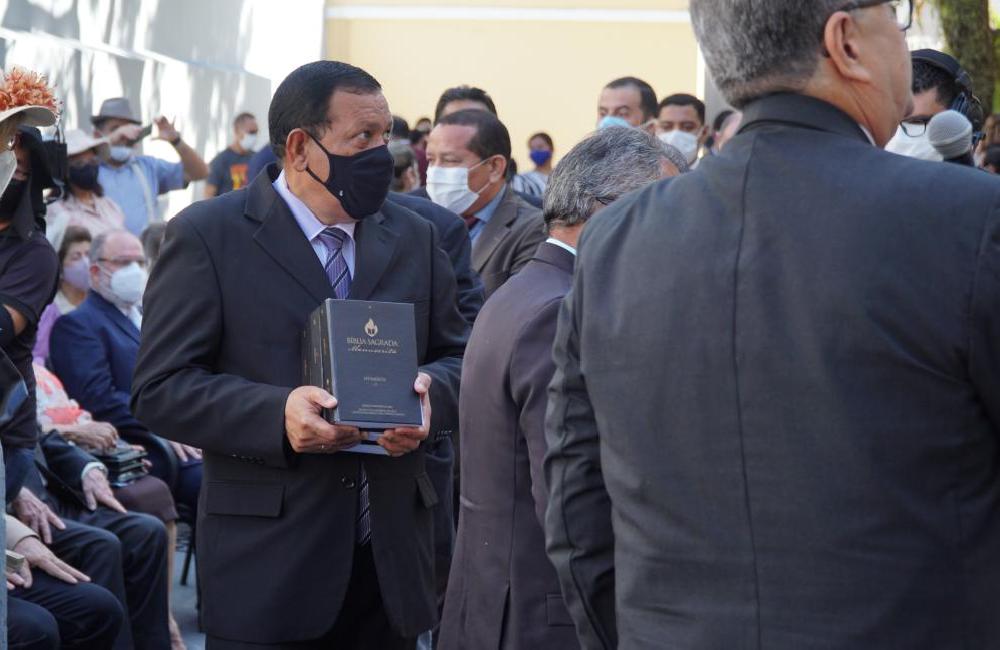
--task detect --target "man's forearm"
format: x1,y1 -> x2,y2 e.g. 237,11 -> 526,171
175,141 -> 209,181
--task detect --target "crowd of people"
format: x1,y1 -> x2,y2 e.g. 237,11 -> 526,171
0,0 -> 999,648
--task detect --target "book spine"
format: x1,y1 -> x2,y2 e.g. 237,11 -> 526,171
321,301 -> 337,423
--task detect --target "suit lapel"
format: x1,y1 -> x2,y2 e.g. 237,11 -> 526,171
349,210 -> 399,300
247,173 -> 333,304
471,188 -> 516,273
91,294 -> 140,344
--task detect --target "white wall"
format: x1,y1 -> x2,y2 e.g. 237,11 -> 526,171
0,0 -> 325,220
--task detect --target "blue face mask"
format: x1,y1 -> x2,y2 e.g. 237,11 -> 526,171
598,115 -> 632,130
529,149 -> 552,167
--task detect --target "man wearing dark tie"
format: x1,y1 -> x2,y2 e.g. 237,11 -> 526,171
131,61 -> 467,649
439,128 -> 681,650
545,1 -> 1000,648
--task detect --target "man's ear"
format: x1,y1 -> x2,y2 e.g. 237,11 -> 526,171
286,130 -> 310,172
489,155 -> 508,183
822,10 -> 874,85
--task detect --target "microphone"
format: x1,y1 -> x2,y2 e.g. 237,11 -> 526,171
928,110 -> 974,166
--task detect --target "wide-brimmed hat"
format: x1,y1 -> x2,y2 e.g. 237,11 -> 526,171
91,97 -> 140,126
65,129 -> 110,159
0,67 -> 58,129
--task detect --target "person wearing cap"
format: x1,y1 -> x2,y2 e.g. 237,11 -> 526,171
45,129 -> 126,251
92,97 -> 209,236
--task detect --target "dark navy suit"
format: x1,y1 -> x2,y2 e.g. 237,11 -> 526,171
48,292 -> 202,514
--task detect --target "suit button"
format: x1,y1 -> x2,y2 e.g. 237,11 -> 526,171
341,477 -> 356,489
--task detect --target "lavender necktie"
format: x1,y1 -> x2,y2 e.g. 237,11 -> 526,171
317,227 -> 370,544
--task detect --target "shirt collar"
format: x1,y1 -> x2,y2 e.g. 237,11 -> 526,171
857,124 -> 876,146
545,236 -> 577,257
473,184 -> 507,224
273,170 -> 356,243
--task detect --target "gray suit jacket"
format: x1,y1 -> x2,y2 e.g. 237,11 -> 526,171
440,242 -> 578,650
545,93 -> 1000,649
472,187 -> 545,299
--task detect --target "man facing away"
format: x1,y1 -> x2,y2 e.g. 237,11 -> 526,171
131,60 -> 467,650
544,0 -> 1000,648
439,126 -> 681,650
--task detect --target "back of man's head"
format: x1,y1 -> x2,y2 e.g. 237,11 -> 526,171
543,127 -> 668,232
434,86 -> 498,123
268,60 -> 382,160
691,0 -> 843,108
660,93 -> 706,125
604,77 -> 658,122
391,115 -> 410,140
436,109 -> 511,163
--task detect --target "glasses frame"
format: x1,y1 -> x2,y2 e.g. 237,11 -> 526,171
899,118 -> 929,137
835,0 -> 914,31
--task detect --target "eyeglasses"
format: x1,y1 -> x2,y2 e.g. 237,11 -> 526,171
899,117 -> 930,137
97,257 -> 147,269
836,0 -> 914,31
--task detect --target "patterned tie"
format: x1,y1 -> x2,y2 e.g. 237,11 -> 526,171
316,227 -> 371,545
462,214 -> 479,232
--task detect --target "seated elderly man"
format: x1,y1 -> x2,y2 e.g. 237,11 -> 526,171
439,127 -> 682,650
48,229 -> 203,518
10,426 -> 171,649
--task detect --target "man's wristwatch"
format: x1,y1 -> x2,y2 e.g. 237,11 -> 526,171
169,134 -> 182,147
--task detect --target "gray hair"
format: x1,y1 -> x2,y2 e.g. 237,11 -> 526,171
542,127 -> 668,232
690,0 -> 840,108
659,141 -> 690,174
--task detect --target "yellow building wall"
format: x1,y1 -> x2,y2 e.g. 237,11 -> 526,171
325,0 -> 699,169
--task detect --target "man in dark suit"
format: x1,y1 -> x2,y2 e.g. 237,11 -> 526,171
440,127 -> 678,650
48,230 -> 203,517
12,430 -> 170,649
425,109 -> 545,299
131,61 -> 467,649
545,1 -> 1000,649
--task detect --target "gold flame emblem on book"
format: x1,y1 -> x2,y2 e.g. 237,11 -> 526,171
364,318 -> 379,338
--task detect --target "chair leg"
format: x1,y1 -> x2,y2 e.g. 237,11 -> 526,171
180,526 -> 194,586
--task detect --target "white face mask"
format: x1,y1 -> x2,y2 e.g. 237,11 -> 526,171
0,150 -> 16,197
240,132 -> 258,151
109,145 -> 133,163
884,125 -> 943,161
99,262 -> 147,307
659,130 -> 700,164
426,160 -> 490,215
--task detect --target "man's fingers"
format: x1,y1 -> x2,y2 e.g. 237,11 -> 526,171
38,516 -> 52,545
302,386 -> 337,411
100,491 -> 128,514
172,443 -> 189,462
40,558 -> 79,584
85,488 -> 98,511
47,510 -> 66,532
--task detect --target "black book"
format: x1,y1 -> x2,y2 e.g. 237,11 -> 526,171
302,299 -> 422,454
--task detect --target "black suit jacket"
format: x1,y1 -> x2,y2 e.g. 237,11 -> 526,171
131,167 -> 468,643
440,242 -> 577,650
545,93 -> 1000,649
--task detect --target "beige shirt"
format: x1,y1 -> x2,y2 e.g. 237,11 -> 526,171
6,515 -> 38,550
46,193 -> 126,251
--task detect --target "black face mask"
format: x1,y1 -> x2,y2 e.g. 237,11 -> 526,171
68,163 -> 101,191
305,133 -> 394,220
0,179 -> 27,222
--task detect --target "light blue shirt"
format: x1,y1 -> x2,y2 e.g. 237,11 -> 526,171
99,155 -> 185,236
272,170 -> 356,275
468,185 -> 507,244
